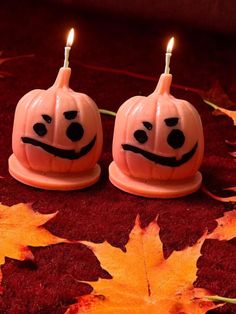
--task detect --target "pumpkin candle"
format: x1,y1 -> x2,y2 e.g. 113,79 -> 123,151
8,28 -> 103,190
109,38 -> 204,198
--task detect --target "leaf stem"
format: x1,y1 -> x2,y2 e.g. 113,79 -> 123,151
206,295 -> 236,304
203,99 -> 218,109
99,109 -> 116,117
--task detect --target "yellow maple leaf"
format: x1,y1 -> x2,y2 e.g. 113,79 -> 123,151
0,203 -> 69,289
65,211 -> 236,314
208,210 -> 236,240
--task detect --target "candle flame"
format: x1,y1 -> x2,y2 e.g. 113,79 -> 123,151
167,37 -> 174,53
66,28 -> 74,47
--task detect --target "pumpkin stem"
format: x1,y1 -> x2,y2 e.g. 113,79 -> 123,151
154,73 -> 172,95
53,67 -> 71,88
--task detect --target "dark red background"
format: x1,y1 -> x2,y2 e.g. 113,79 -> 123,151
0,1 -> 235,313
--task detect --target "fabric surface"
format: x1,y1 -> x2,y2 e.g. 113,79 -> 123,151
0,1 -> 235,313
54,0 -> 236,34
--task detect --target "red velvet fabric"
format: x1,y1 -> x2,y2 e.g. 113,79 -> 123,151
54,0 -> 236,34
0,1 -> 235,313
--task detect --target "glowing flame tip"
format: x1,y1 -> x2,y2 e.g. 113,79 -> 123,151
167,37 -> 174,53
66,28 -> 74,47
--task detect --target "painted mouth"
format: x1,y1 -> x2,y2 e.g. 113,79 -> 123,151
122,142 -> 198,167
22,135 -> 96,160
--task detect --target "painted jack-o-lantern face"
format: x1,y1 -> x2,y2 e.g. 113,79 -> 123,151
110,74 -> 204,197
122,117 -> 198,169
9,67 -> 103,189
22,109 -> 96,162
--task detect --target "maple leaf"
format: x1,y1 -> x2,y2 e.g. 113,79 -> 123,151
225,140 -> 236,158
204,99 -> 236,126
65,211 -> 236,314
202,81 -> 235,109
230,151 -> 236,157
203,98 -> 236,169
202,185 -> 236,203
207,210 -> 236,241
225,139 -> 236,146
0,203 -> 69,289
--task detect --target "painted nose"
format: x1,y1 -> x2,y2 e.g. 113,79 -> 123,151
66,122 -> 84,142
167,129 -> 185,149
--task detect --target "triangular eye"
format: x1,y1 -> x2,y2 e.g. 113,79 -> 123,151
143,121 -> 153,130
64,111 -> 78,120
164,117 -> 179,127
42,114 -> 52,124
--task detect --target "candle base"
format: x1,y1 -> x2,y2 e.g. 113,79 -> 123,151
109,161 -> 202,198
9,154 -> 101,191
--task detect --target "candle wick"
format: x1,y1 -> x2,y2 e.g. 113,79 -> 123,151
63,46 -> 71,68
164,37 -> 174,74
164,52 -> 171,74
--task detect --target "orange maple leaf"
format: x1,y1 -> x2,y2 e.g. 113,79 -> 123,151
204,99 -> 236,126
226,139 -> 236,146
202,185 -> 236,203
65,211 -> 236,314
225,139 -> 236,158
202,81 -> 235,109
0,203 -> 69,289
